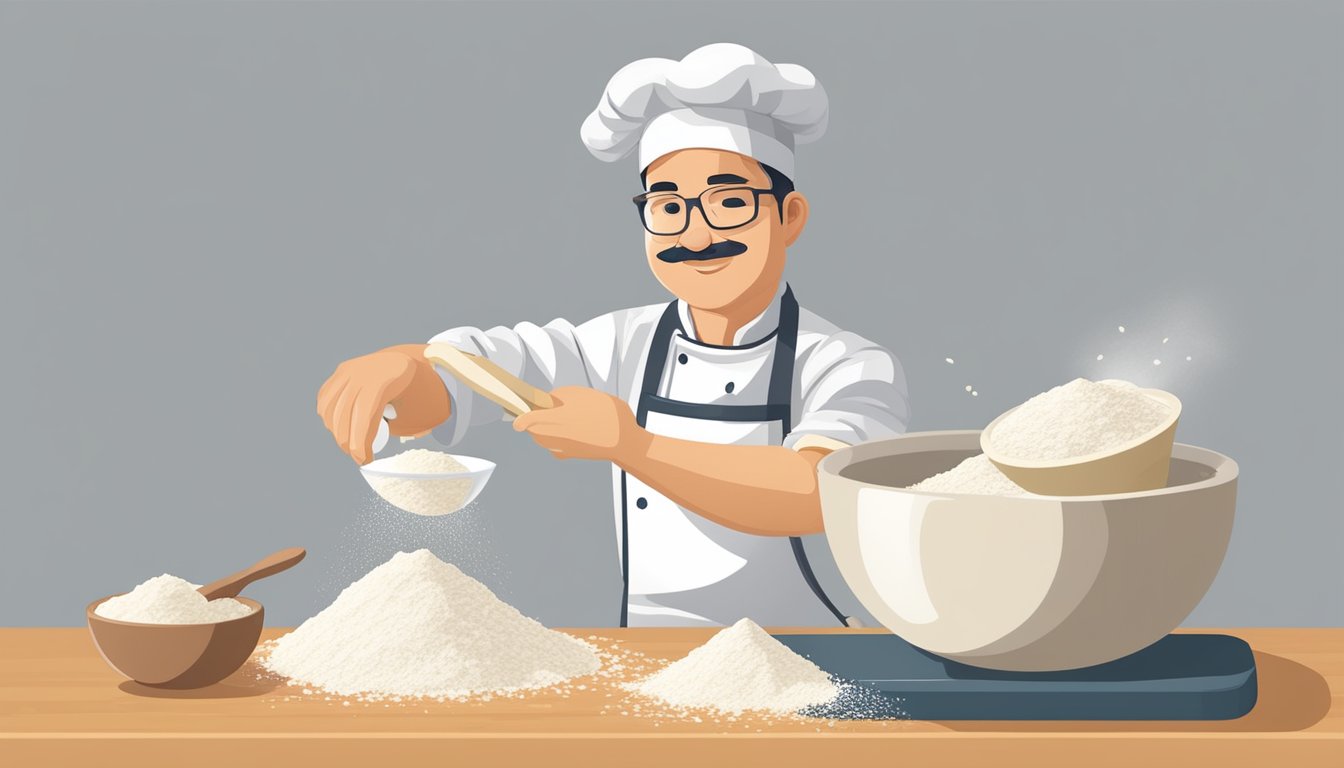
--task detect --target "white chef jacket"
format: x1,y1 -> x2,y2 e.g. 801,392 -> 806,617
428,281 -> 910,625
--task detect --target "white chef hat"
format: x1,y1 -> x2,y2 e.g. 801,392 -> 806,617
580,43 -> 828,182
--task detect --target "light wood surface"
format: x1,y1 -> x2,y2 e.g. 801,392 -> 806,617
2,627 -> 1340,766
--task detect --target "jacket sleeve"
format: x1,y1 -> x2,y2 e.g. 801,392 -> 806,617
784,331 -> 910,452
427,313 -> 621,447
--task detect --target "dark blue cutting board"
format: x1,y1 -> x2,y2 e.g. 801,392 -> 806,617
773,633 -> 1257,720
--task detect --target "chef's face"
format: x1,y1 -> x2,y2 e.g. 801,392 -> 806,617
640,149 -> 808,312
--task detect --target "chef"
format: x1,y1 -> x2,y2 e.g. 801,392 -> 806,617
317,43 -> 909,628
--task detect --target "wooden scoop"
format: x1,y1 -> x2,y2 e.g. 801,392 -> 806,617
424,343 -> 555,417
197,547 -> 306,601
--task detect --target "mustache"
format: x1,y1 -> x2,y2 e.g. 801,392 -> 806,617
656,240 -> 749,264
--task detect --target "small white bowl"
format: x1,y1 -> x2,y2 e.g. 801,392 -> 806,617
359,453 -> 495,516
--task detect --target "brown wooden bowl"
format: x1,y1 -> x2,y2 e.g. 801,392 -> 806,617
86,595 -> 264,689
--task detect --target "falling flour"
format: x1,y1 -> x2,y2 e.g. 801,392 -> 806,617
988,378 -> 1171,461
629,618 -> 839,715
364,449 -> 475,515
908,454 -> 1029,496
263,549 -> 599,698
95,574 -> 255,624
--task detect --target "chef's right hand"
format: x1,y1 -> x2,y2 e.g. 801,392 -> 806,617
317,344 -> 452,465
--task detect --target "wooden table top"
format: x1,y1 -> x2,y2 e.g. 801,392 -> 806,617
2,627 -> 1341,766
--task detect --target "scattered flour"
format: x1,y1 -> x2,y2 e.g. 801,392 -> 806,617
908,454 -> 1029,496
262,549 -> 599,698
988,378 -> 1172,461
363,449 -> 475,515
629,618 -> 839,715
95,574 -> 255,624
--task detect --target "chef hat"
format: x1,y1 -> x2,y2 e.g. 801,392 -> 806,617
580,43 -> 828,181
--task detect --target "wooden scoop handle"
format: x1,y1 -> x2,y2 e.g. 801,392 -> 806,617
423,343 -> 555,417
470,354 -> 556,413
197,547 -> 306,601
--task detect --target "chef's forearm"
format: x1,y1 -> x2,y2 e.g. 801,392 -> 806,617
616,433 -> 825,536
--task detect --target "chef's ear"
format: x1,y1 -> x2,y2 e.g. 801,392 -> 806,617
781,191 -> 809,247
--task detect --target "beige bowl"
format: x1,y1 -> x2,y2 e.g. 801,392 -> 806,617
817,431 -> 1237,671
981,388 -> 1182,495
86,596 -> 264,688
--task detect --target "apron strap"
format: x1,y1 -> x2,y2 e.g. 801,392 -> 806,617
621,284 -> 853,628
622,299 -> 682,625
774,288 -> 854,628
635,299 -> 685,430
619,470 -> 631,628
769,284 -> 799,433
790,537 -> 853,627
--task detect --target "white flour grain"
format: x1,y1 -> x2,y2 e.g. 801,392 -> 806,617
630,618 -> 839,715
95,574 -> 254,624
263,549 -> 599,698
365,449 -> 475,516
908,454 -> 1029,496
988,378 -> 1171,461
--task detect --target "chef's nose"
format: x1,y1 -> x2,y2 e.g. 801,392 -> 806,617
677,206 -> 714,252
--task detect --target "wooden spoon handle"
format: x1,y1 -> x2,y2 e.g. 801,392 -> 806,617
469,353 -> 556,412
423,343 -> 555,417
198,547 -> 306,601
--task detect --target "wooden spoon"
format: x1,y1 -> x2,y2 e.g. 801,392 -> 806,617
197,547 -> 306,601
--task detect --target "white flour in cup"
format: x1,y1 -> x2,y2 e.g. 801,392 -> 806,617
629,618 -> 839,715
908,454 -> 1029,496
263,549 -> 599,699
95,574 -> 255,624
987,378 -> 1171,461
364,449 -> 475,515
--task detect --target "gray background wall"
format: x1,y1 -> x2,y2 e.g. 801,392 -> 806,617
2,1 -> 1340,627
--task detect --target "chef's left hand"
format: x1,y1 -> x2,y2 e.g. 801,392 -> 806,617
512,386 -> 645,462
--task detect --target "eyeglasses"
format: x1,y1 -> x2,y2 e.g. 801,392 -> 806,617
632,186 -> 775,236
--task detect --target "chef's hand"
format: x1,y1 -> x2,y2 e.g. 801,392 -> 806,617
512,386 -> 646,463
317,344 -> 452,465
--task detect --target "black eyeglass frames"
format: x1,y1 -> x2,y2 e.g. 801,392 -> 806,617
632,186 -> 776,236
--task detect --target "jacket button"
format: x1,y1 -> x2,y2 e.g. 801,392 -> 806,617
678,353 -> 688,364
636,497 -> 648,509
725,381 -> 735,393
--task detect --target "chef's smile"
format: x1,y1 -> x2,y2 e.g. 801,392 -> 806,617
689,257 -> 732,274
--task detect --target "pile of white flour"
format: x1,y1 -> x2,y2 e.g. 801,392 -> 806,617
630,618 -> 839,715
95,574 -> 255,624
263,549 -> 599,698
988,378 -> 1171,461
364,449 -> 475,515
908,454 -> 1029,496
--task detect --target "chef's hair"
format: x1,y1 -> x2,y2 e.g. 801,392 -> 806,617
640,161 -> 795,223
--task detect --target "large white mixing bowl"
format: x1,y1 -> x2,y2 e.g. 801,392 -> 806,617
817,431 -> 1237,671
